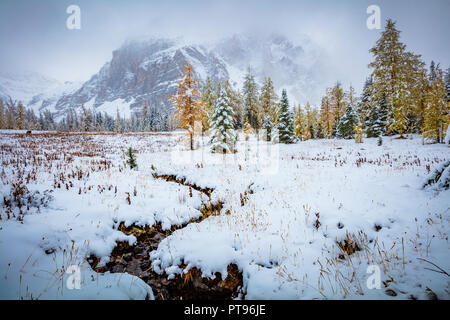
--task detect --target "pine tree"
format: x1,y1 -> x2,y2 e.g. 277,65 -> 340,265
209,85 -> 236,153
276,90 -> 295,143
366,94 -> 388,137
169,63 -> 204,150
115,108 -> 121,132
242,67 -> 260,129
262,116 -> 273,142
201,77 -> 216,133
126,147 -> 137,169
337,100 -> 357,139
423,63 -> 448,143
357,77 -> 374,126
259,77 -> 278,125
225,82 -> 244,129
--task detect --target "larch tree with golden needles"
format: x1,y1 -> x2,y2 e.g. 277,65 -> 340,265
423,63 -> 448,143
169,63 -> 205,150
319,95 -> 334,138
294,104 -> 305,139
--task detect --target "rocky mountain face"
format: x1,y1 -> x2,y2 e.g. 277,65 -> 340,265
2,34 -> 327,122
50,38 -> 230,120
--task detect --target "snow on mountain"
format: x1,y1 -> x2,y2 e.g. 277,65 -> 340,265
49,37 -> 229,121
0,71 -> 61,104
2,34 -> 328,120
27,81 -> 82,114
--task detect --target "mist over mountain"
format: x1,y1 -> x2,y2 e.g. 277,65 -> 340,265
0,33 -> 328,121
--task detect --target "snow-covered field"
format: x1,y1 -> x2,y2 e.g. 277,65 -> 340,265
0,131 -> 448,300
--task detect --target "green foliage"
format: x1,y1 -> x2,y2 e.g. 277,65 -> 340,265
276,90 -> 295,144
126,147 -> 138,169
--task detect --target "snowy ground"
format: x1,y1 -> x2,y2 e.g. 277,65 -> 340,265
0,131 -> 448,299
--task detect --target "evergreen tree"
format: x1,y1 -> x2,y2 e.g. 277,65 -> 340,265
126,147 -> 137,169
209,86 -> 236,153
262,116 -> 273,142
357,77 -> 374,126
366,94 -> 388,137
337,101 -> 357,139
276,90 -> 295,143
225,82 -> 244,129
201,77 -> 216,133
169,63 -> 205,150
115,108 -> 121,132
242,67 -> 260,129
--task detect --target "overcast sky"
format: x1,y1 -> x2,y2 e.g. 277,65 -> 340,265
0,0 -> 449,96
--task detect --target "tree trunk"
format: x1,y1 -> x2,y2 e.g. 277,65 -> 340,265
190,132 -> 193,150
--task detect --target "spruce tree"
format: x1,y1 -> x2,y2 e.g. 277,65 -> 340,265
337,101 -> 357,139
276,90 -> 295,143
366,94 -> 388,137
209,86 -> 236,153
357,77 -> 374,125
262,116 -> 272,142
201,77 -> 216,133
126,147 -> 138,169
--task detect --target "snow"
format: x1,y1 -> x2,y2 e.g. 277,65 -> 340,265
0,131 -> 448,300
96,98 -> 135,118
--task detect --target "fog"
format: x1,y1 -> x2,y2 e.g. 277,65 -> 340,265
0,0 -> 449,98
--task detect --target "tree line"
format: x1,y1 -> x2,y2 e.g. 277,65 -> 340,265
1,19 -> 449,144
170,18 -> 449,152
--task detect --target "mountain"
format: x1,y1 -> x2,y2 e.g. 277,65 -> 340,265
0,71 -> 81,114
0,71 -> 60,104
3,34 -> 328,122
50,38 -> 229,120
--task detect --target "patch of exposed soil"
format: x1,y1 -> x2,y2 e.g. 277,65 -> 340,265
88,174 -> 243,300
